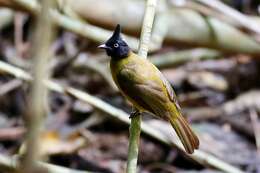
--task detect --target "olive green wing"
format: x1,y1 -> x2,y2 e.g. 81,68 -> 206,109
156,69 -> 182,111
116,68 -> 168,114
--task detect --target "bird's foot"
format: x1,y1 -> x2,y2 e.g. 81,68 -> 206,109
129,109 -> 141,119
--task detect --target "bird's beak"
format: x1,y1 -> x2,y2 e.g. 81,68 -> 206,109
98,44 -> 109,49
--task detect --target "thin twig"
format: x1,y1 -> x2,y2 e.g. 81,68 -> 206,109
72,54 -> 117,91
249,109 -> 260,153
0,79 -> 22,96
150,48 -> 221,68
21,0 -> 55,172
0,154 -> 95,173
0,127 -> 25,141
14,12 -> 25,58
127,0 -> 157,173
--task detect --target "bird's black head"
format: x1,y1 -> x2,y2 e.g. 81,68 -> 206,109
98,24 -> 130,59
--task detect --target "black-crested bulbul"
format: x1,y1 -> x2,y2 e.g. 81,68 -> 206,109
98,24 -> 199,154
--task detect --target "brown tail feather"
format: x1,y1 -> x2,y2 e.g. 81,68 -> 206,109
169,115 -> 199,154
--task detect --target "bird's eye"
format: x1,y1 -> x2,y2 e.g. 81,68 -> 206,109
114,43 -> 119,48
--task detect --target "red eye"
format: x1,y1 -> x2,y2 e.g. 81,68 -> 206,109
114,43 -> 119,48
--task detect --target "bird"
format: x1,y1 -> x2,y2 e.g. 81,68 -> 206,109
98,24 -> 199,154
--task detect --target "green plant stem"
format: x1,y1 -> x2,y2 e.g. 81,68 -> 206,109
126,114 -> 141,173
126,0 -> 157,173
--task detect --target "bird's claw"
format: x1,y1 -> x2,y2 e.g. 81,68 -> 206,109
129,109 -> 141,119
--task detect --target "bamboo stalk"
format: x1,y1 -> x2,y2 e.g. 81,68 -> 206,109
21,0 -> 55,172
127,0 -> 157,173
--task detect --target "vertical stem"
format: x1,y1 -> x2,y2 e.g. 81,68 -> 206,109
126,113 -> 141,173
138,0 -> 158,59
21,0 -> 55,172
126,0 -> 157,173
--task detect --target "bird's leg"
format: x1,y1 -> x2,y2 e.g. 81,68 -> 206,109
129,108 -> 141,119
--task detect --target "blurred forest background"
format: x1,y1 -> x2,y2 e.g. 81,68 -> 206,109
0,0 -> 260,173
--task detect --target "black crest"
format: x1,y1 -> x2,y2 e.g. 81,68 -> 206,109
98,24 -> 130,59
109,24 -> 121,42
